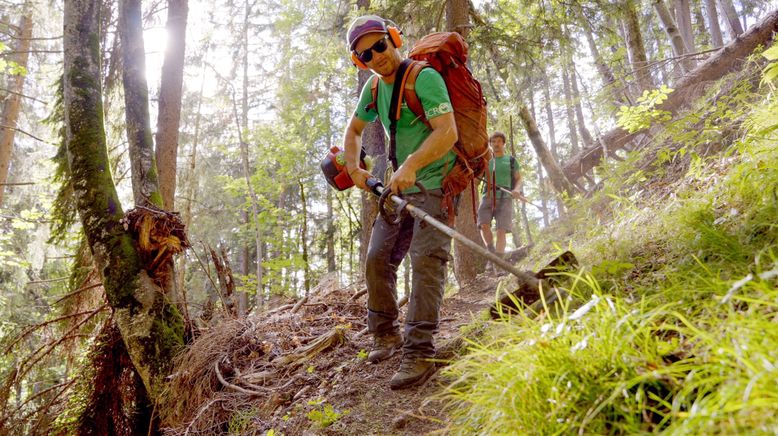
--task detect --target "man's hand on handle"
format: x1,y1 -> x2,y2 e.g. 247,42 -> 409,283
349,167 -> 372,191
387,163 -> 417,193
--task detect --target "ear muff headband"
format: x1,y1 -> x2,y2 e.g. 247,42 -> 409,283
387,26 -> 402,48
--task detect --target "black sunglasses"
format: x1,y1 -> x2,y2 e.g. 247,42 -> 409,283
354,35 -> 390,64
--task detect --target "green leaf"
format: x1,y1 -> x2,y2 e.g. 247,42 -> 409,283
762,64 -> 778,83
762,44 -> 778,61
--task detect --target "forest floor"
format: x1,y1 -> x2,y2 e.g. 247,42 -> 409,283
166,270 -> 505,435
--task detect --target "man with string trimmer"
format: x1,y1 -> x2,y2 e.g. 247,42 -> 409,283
339,15 -> 488,390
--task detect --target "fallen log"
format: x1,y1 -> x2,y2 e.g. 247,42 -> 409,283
563,9 -> 778,182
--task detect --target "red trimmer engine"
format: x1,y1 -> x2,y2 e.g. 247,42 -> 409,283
320,146 -> 367,191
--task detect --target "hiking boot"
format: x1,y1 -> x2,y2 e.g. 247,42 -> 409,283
389,357 -> 436,390
367,333 -> 402,364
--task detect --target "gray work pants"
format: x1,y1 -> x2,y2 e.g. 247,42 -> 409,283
365,189 -> 453,359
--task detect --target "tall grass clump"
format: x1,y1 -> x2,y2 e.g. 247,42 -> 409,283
440,73 -> 778,434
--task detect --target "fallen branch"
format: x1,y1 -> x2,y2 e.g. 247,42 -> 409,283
214,361 -> 267,396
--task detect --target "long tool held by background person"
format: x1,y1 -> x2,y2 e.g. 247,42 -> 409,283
477,176 -> 548,212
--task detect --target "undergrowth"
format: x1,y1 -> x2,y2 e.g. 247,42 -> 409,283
440,62 -> 778,434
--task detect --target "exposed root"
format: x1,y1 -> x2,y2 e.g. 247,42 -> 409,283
121,205 -> 191,282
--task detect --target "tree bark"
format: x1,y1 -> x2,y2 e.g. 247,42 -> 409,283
578,9 -> 621,105
563,9 -> 778,182
154,0 -> 188,211
693,0 -> 710,49
623,0 -> 654,92
234,0 -> 254,310
64,0 -> 184,405
119,0 -> 161,208
177,50 -> 206,294
674,0 -> 697,55
446,0 -> 471,38
542,71 -> 557,159
0,14 -> 32,207
326,188 -> 336,273
561,66 -> 580,155
298,180 -> 311,296
357,69 -> 386,272
705,0 -> 724,47
569,63 -> 595,148
654,0 -> 696,73
717,0 -> 743,38
518,106 -> 579,198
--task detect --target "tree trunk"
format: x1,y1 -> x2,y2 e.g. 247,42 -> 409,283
674,0 -> 697,55
578,9 -> 621,106
717,0 -> 743,38
0,14 -> 32,207
518,106 -> 579,198
563,9 -> 778,181
655,0 -> 696,73
326,188 -> 336,273
537,159 -> 549,226
64,0 -> 184,406
561,67 -> 580,155
446,0 -> 471,38
119,0 -> 162,208
298,180 -> 311,296
542,72 -> 557,159
154,0 -> 188,211
448,0 -> 484,285
237,0 -> 262,305
570,64 -> 595,148
693,0 -> 711,49
623,0 -> 654,92
357,70 -> 386,273
177,50 -> 206,294
705,0 -> 724,47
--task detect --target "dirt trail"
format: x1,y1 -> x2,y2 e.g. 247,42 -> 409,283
166,271 -> 502,435
306,276 -> 499,435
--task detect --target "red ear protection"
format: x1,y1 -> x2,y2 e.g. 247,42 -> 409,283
387,26 -> 402,48
351,52 -> 368,70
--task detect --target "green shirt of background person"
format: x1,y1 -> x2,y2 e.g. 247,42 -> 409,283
479,132 -> 525,256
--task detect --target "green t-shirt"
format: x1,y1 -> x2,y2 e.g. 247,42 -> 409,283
354,68 -> 455,193
483,155 -> 517,199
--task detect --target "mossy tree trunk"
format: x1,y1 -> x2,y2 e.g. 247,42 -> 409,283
64,0 -> 184,407
119,0 -> 162,207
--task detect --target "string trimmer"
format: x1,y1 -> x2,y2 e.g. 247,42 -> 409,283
321,146 -> 536,282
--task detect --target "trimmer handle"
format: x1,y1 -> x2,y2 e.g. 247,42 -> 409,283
366,178 -> 384,196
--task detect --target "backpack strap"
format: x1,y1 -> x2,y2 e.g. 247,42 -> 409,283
403,61 -> 431,128
388,59 -> 415,171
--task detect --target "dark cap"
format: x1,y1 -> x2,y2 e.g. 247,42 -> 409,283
347,15 -> 388,50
